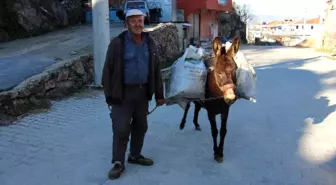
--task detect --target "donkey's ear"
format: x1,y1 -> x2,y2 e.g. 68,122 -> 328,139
212,37 -> 223,57
227,36 -> 240,57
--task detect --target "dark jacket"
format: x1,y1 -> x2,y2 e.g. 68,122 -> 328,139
101,31 -> 164,105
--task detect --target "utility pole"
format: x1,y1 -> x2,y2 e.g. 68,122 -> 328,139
172,0 -> 177,22
92,0 -> 110,86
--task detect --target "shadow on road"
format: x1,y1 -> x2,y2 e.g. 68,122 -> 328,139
253,56 -> 336,124
228,56 -> 336,183
144,55 -> 336,184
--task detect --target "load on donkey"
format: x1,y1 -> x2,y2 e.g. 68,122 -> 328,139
161,36 -> 257,163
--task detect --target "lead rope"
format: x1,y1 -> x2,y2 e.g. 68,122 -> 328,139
146,95 -> 226,115
147,105 -> 158,115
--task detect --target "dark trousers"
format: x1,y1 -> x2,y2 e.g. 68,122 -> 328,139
110,85 -> 149,164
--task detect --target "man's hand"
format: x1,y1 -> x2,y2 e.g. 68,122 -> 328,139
156,99 -> 165,106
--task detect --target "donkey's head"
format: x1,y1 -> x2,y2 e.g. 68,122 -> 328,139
212,36 -> 240,105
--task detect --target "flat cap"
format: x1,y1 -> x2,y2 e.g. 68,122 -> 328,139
126,9 -> 145,19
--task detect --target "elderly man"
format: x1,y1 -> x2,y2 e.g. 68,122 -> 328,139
102,9 -> 165,180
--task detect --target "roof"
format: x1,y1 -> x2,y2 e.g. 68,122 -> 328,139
294,17 -> 321,24
254,22 -> 264,25
266,20 -> 296,26
267,21 -> 283,26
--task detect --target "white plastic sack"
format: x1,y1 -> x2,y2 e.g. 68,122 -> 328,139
164,46 -> 208,107
184,45 -> 204,60
223,42 -> 257,103
234,51 -> 257,103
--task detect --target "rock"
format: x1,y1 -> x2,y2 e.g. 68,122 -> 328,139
72,61 -> 85,75
46,81 -> 76,98
57,70 -> 70,81
61,0 -> 84,24
9,0 -> 68,34
56,81 -> 75,89
147,23 -> 180,63
44,80 -> 56,90
0,0 -> 83,42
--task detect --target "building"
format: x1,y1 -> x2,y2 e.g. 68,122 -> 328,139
292,17 -> 323,37
177,0 -> 233,45
264,19 -> 297,36
321,0 -> 336,51
246,22 -> 267,42
261,17 -> 323,38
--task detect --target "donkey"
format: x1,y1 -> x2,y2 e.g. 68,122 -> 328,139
179,36 -> 240,163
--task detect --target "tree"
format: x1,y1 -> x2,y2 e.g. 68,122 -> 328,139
218,2 -> 254,42
233,2 -> 254,24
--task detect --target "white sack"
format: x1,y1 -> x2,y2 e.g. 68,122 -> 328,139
165,46 -> 208,106
234,51 -> 257,103
223,42 -> 257,103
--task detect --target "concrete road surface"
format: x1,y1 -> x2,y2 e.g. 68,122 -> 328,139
0,45 -> 335,185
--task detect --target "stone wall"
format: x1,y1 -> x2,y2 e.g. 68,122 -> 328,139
146,23 -> 181,63
0,55 -> 93,120
0,23 -> 180,124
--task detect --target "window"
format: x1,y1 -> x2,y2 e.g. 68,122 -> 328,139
311,25 -> 314,29
296,25 -> 299,29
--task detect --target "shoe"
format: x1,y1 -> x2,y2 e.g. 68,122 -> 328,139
127,154 -> 154,166
108,162 -> 125,180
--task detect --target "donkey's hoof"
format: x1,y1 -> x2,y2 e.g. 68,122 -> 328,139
179,124 -> 185,130
195,126 -> 201,131
214,154 -> 224,163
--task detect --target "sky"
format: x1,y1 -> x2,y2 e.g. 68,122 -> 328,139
234,0 -> 327,23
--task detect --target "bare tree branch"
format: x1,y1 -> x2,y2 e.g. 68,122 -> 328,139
233,2 -> 254,24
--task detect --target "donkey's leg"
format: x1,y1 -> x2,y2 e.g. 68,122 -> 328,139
207,111 -> 218,159
193,102 -> 202,131
180,102 -> 191,130
216,107 -> 230,163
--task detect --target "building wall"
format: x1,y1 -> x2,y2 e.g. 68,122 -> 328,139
293,24 -> 323,36
177,0 -> 232,20
200,11 -> 218,41
206,0 -> 233,12
322,0 -> 336,51
178,0 -> 233,44
177,0 -> 205,20
187,14 -> 198,39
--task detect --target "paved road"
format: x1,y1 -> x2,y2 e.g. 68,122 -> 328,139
0,23 -> 158,92
0,46 -> 335,185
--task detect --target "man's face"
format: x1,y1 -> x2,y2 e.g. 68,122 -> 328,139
126,15 -> 144,35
